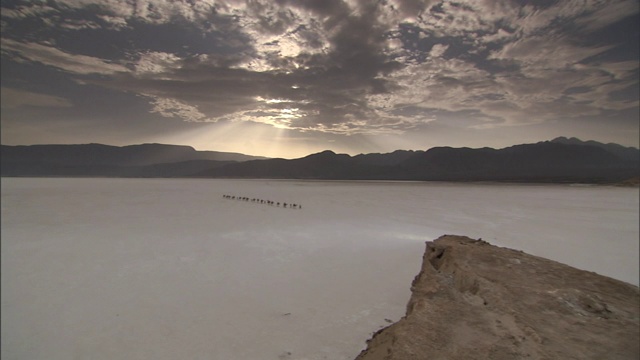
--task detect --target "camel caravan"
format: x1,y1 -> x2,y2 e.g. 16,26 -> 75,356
222,195 -> 302,209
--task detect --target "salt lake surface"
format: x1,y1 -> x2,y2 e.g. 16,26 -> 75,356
2,178 -> 638,360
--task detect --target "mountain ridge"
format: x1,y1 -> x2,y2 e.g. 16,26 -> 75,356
0,143 -> 267,166
550,136 -> 639,162
2,138 -> 638,183
197,139 -> 638,183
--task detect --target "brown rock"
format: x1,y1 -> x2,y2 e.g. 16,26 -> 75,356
355,235 -> 640,360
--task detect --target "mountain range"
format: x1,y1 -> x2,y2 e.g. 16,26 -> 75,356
1,137 -> 638,183
0,143 -> 265,178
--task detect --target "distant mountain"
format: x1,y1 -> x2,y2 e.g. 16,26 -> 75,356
0,143 -> 264,177
2,139 -> 638,183
199,150 -> 390,180
352,150 -> 424,166
198,141 -> 639,183
396,142 -> 633,181
1,143 -> 265,165
550,137 -> 639,163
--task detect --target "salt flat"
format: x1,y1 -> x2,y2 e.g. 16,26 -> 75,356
1,178 -> 638,360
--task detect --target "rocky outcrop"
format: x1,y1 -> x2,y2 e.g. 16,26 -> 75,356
355,235 -> 640,360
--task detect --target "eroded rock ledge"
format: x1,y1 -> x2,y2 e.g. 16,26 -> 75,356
355,235 -> 639,360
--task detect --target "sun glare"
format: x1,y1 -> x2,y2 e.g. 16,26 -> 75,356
153,120 -> 307,158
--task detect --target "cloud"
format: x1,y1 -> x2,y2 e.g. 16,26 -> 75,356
573,0 -> 640,32
134,51 -> 182,75
60,0 -> 405,134
429,43 -> 448,58
51,0 -> 216,26
488,35 -> 613,72
145,95 -> 209,122
1,38 -> 128,75
1,87 -> 73,109
1,3 -> 58,19
1,0 -> 638,136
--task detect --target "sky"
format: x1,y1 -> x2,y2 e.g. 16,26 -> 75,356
1,0 -> 638,159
